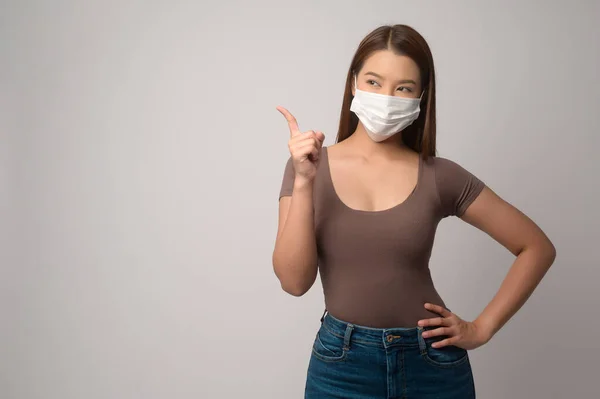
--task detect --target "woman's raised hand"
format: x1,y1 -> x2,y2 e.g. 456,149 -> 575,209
277,106 -> 325,183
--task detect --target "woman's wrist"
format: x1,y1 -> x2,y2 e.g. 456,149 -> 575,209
293,176 -> 314,192
473,315 -> 498,344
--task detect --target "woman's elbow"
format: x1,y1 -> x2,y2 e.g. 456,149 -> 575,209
272,251 -> 316,296
544,239 -> 557,264
274,266 -> 312,296
280,281 -> 310,297
523,236 -> 556,265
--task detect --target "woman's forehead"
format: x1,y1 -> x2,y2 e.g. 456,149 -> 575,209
360,50 -> 420,81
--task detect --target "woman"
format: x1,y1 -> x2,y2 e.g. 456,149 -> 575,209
272,24 -> 556,398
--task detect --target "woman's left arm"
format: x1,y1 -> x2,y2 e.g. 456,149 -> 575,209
419,185 -> 556,349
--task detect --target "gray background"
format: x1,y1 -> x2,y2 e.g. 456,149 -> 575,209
1,0 -> 598,398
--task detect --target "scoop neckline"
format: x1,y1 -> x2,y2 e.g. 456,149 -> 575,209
322,145 -> 422,215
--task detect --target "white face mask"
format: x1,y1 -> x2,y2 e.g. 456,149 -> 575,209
350,75 -> 424,142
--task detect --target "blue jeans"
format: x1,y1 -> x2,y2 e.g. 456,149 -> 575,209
305,311 -> 476,398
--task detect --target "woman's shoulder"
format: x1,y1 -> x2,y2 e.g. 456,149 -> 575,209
321,143 -> 342,160
422,154 -> 478,179
423,153 -> 461,169
424,153 -> 485,217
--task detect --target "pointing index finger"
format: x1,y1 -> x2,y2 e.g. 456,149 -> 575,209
276,106 -> 300,137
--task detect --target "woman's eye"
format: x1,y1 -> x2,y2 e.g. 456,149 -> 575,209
397,86 -> 413,93
367,80 -> 380,87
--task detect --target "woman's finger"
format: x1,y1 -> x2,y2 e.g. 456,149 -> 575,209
309,146 -> 319,161
293,135 -> 321,152
424,303 -> 452,318
418,316 -> 447,328
315,131 -> 325,143
290,130 -> 316,145
421,325 -> 456,338
304,144 -> 320,162
431,335 -> 460,349
276,106 -> 301,137
293,142 -> 320,162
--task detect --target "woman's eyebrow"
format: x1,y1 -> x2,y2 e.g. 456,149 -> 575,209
364,71 -> 416,85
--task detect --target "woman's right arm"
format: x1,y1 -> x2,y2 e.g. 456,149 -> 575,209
273,178 -> 318,296
272,106 -> 324,296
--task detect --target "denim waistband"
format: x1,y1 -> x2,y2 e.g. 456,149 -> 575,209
321,310 -> 434,349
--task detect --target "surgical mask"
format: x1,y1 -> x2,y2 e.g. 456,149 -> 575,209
350,75 -> 424,142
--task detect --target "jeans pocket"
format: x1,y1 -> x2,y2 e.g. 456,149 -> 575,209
420,329 -> 469,368
312,326 -> 347,362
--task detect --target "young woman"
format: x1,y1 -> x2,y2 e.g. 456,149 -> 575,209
273,24 -> 556,398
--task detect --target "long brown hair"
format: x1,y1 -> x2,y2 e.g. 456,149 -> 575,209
336,24 -> 437,158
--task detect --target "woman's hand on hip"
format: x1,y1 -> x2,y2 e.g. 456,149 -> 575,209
418,303 -> 492,350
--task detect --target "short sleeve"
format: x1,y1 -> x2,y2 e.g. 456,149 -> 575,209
279,156 -> 295,199
434,157 -> 485,217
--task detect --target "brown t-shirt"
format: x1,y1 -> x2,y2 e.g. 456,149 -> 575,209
279,146 -> 485,328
